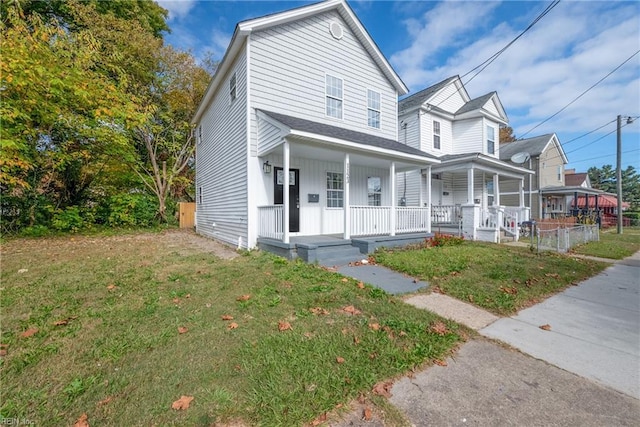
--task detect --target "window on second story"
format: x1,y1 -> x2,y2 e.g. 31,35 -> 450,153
486,125 -> 495,154
367,176 -> 381,206
326,172 -> 344,207
433,120 -> 441,149
230,72 -> 237,102
367,90 -> 380,128
326,75 -> 343,119
557,166 -> 562,181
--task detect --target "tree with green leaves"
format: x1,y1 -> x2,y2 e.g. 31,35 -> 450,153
588,164 -> 640,210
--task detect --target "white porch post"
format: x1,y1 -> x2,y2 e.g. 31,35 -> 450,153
493,174 -> 500,206
390,161 -> 396,236
467,167 -> 475,204
343,153 -> 350,240
425,166 -> 432,233
283,140 -> 290,244
519,178 -> 525,207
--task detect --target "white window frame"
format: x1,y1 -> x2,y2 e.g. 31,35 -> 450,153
367,89 -> 381,129
367,176 -> 381,206
325,74 -> 343,120
486,125 -> 495,154
557,166 -> 562,181
433,120 -> 441,149
326,171 -> 344,208
229,72 -> 237,103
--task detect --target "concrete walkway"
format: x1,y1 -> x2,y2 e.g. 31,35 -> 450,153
337,264 -> 428,295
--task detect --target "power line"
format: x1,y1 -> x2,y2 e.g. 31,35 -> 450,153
568,148 -> 640,166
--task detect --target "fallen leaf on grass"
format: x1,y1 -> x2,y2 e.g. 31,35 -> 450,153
434,359 -> 448,367
228,322 -> 239,330
363,406 -> 372,421
353,336 -> 360,345
221,315 -> 234,321
97,396 -> 113,406
73,413 -> 89,427
309,307 -> 329,315
341,278 -> 349,283
18,268 -> 28,274
342,305 -> 361,315
0,344 -> 8,357
178,326 -> 188,334
544,273 -> 560,279
539,324 -> 552,331
311,412 -> 327,426
336,356 -> 345,364
278,321 -> 292,331
107,284 -> 117,291
205,303 -> 212,308
171,395 -> 194,410
53,316 -> 78,326
429,321 -> 449,336
369,323 -> 380,331
357,281 -> 365,289
236,294 -> 251,301
499,286 -> 518,295
20,328 -> 38,338
372,381 -> 393,398
172,298 -> 181,304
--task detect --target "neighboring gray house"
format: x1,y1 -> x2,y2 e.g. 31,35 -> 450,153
192,0 -> 440,259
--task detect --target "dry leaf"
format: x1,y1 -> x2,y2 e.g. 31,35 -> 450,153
372,381 -> 393,398
467,294 -> 474,302
341,278 -> 349,283
53,316 -> 77,326
310,307 -> 329,315
0,348 -> 7,357
545,273 -> 560,279
172,297 -> 181,304
342,305 -> 361,315
357,281 -> 365,289
369,352 -> 378,360
20,328 -> 38,338
185,294 -> 191,298
178,326 -> 188,334
205,303 -> 212,308
278,321 -> 292,331
369,323 -> 380,331
228,322 -> 239,330
73,413 -> 89,427
499,286 -> 518,295
171,395 -> 194,410
97,396 -> 113,406
236,294 -> 251,301
357,394 -> 366,404
107,284 -> 117,290
336,356 -> 345,364
434,359 -> 448,367
539,324 -> 552,331
18,268 -> 28,274
430,321 -> 448,336
353,336 -> 360,345
221,315 -> 234,321
311,412 -> 327,426
363,406 -> 372,421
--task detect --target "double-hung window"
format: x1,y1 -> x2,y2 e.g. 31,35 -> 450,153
367,177 -> 381,206
367,90 -> 380,128
433,120 -> 441,149
229,72 -> 237,102
326,172 -> 344,207
326,75 -> 343,119
486,125 -> 495,154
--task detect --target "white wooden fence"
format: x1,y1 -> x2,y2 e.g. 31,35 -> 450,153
257,205 -> 284,240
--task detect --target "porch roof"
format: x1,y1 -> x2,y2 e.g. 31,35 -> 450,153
430,152 -> 533,179
259,110 -> 440,166
541,186 -> 604,196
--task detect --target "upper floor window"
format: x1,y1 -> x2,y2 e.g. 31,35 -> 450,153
367,90 -> 380,129
367,176 -> 381,206
486,125 -> 495,154
326,75 -> 343,119
230,72 -> 237,102
326,172 -> 344,207
433,120 -> 441,149
557,166 -> 562,181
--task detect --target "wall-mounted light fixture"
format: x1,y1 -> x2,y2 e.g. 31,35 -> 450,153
263,161 -> 272,174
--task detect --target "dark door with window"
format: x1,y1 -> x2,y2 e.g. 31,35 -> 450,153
274,167 -> 300,233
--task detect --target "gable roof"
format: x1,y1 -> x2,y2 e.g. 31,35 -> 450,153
193,0 -> 407,123
455,91 -> 508,124
455,92 -> 495,115
499,133 -> 568,164
398,76 -> 462,113
259,110 -> 438,161
564,172 -> 590,187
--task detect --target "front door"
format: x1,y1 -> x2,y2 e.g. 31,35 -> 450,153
274,167 -> 300,233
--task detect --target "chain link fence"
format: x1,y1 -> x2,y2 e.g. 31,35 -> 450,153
536,224 -> 599,253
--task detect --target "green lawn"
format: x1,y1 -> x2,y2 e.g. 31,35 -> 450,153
374,241 -> 608,315
1,232 -> 465,426
570,227 -> 640,259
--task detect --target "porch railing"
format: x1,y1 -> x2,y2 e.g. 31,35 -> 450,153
350,205 -> 390,236
432,205 -> 460,224
480,208 -> 498,228
504,206 -> 530,223
501,208 -> 519,239
396,207 -> 430,233
257,205 -> 284,240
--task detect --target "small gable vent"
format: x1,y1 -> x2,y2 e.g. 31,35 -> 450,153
329,21 -> 343,40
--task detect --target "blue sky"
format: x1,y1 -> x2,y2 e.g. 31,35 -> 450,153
158,0 -> 640,172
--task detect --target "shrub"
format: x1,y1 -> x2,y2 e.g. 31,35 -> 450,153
425,233 -> 464,247
102,193 -> 159,227
51,206 -> 84,232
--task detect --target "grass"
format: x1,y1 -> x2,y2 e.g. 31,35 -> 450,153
1,232 -> 465,426
373,241 -> 608,315
570,227 -> 640,259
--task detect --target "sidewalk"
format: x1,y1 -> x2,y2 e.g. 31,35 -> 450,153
333,250 -> 640,425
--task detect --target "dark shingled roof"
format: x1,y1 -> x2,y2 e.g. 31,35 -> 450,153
260,110 -> 438,160
565,173 -> 589,187
499,134 -> 555,161
399,76 -> 458,112
456,92 -> 496,115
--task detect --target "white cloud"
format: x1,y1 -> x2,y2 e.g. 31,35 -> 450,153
157,0 -> 197,21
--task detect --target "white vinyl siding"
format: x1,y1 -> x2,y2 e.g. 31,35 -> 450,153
421,114 -> 452,155
249,10 -> 398,139
430,83 -> 466,112
326,74 -> 343,119
452,119 -> 483,154
398,111 -> 420,149
484,98 -> 500,117
195,49 -> 248,247
256,115 -> 283,155
367,89 -> 380,129
230,72 -> 237,102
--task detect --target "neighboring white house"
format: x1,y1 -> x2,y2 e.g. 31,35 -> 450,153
397,76 -> 533,241
192,0 -> 440,259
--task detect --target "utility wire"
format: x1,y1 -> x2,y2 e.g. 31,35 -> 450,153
569,148 -> 640,166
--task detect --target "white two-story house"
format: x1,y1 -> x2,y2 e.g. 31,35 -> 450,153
397,76 -> 532,241
192,0 -> 440,262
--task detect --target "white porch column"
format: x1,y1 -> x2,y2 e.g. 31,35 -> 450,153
467,167 -> 475,204
425,166 -> 432,233
493,174 -> 500,206
283,140 -> 290,244
343,153 -> 350,240
519,178 -> 525,207
390,161 -> 396,236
